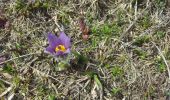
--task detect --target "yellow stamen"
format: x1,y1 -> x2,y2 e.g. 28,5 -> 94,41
55,45 -> 66,52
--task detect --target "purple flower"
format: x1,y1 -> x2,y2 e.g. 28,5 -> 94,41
45,32 -> 71,56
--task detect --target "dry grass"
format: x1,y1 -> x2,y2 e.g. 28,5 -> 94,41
0,0 -> 170,100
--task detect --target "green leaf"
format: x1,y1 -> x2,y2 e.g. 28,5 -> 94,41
48,95 -> 55,100
56,61 -> 70,71
111,87 -> 122,95
72,51 -> 88,66
94,74 -> 102,89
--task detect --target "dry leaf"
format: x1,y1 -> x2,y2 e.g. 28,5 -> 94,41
78,17 -> 90,40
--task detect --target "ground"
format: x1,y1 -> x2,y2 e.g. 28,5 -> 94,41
0,0 -> 170,100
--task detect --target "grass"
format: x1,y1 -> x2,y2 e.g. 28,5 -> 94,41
0,0 -> 170,99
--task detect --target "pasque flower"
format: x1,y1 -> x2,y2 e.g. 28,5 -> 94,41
45,32 -> 71,56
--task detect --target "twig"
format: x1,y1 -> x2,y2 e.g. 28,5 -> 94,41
0,78 -> 11,85
152,42 -> 170,82
73,79 -> 90,99
0,85 -> 13,98
53,16 -> 64,32
0,53 -> 40,65
120,41 -> 137,86
28,65 -> 67,86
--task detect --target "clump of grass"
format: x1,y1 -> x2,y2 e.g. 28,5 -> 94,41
144,85 -> 156,99
111,87 -> 122,96
138,15 -> 152,30
132,35 -> 150,46
0,81 -> 6,94
111,66 -> 124,79
116,10 -> 127,26
154,30 -> 166,39
12,75 -> 21,87
133,48 -> 148,59
155,56 -> 166,73
91,22 -> 122,37
165,50 -> 170,60
154,0 -> 166,11
12,0 -> 54,17
3,63 -> 16,74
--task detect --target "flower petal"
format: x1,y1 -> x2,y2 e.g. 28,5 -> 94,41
59,32 -> 71,48
48,32 -> 61,48
45,46 -> 55,54
55,51 -> 64,56
64,48 -> 71,54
